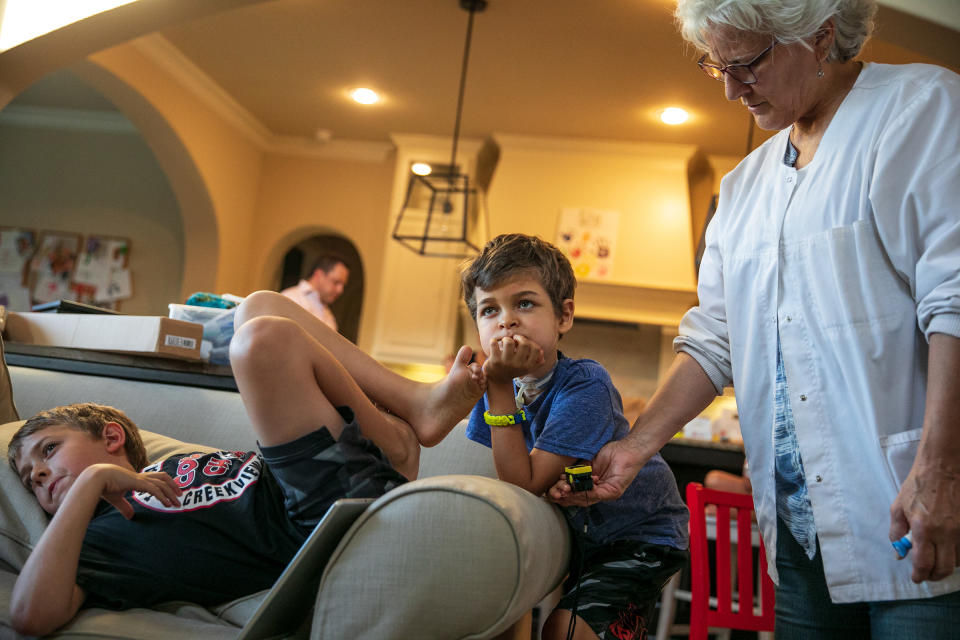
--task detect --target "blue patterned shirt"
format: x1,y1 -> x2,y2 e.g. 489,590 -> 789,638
774,335 -> 817,559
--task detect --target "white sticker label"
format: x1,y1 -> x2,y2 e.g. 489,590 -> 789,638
164,335 -> 197,350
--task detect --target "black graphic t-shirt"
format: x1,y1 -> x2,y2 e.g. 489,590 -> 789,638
76,451 -> 306,610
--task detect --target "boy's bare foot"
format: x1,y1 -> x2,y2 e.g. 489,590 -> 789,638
414,345 -> 486,447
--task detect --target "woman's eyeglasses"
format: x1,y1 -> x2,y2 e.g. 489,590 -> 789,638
698,41 -> 776,85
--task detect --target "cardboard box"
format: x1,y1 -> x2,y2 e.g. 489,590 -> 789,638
5,312 -> 203,361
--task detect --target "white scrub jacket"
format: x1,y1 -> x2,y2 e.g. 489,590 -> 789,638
676,63 -> 960,603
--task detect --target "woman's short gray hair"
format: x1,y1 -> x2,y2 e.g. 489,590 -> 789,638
675,0 -> 877,62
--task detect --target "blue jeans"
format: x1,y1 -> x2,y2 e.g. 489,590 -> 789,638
774,517 -> 960,638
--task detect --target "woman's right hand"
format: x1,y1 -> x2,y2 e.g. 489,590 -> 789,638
547,437 -> 648,506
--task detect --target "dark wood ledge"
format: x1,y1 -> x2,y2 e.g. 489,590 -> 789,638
3,342 -> 237,391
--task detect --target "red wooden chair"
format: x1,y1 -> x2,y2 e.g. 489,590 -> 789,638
686,482 -> 775,639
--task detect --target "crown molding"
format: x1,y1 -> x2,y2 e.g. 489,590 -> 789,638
268,136 -> 393,163
130,34 -> 392,163
130,33 -> 272,146
492,133 -> 698,160
0,104 -> 138,134
389,133 -> 484,156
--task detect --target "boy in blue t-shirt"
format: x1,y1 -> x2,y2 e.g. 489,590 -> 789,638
462,234 -> 688,640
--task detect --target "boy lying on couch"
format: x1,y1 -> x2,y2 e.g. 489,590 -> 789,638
6,292 -> 484,636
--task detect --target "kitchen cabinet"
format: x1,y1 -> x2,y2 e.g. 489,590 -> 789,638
369,135 -> 483,366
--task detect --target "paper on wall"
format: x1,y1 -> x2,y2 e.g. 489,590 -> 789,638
0,273 -> 31,311
73,258 -> 111,292
75,237 -> 132,303
32,272 -> 72,304
555,208 -> 619,281
0,229 -> 36,273
96,268 -> 132,303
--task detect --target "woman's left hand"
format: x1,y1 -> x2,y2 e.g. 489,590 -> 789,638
889,460 -> 960,582
891,333 -> 960,582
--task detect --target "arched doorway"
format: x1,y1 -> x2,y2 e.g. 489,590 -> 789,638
69,58 -> 221,302
0,68 -> 185,315
280,234 -> 363,344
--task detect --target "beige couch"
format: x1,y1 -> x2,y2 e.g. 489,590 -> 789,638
0,347 -> 569,639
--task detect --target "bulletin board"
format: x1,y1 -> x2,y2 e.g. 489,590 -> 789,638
0,227 -> 36,311
0,228 -> 133,312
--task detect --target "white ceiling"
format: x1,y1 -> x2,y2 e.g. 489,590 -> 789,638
9,0 -> 960,157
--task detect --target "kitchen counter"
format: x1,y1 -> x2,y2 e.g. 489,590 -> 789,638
659,437 -> 745,497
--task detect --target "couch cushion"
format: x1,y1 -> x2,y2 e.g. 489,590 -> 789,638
209,590 -> 268,628
0,335 -> 19,425
8,366 -> 258,452
0,421 -> 42,574
418,421 -> 497,479
312,475 -> 570,639
0,420 -> 215,572
0,567 -> 240,640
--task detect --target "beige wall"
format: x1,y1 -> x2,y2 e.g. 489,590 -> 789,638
0,123 -> 183,315
562,320 -> 662,401
247,152 -> 394,352
708,154 -> 743,194
1,48 -> 396,347
85,43 -> 395,351
85,42 -> 262,299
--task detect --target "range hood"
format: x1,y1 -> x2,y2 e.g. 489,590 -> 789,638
485,134 -> 716,327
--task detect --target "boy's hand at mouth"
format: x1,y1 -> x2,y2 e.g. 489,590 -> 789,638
483,335 -> 544,384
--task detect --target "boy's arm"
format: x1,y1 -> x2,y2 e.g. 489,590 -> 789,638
11,464 -> 181,636
484,337 -> 576,495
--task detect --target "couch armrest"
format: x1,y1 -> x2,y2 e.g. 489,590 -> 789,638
311,475 -> 570,640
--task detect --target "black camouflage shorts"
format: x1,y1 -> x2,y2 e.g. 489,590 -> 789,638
259,406 -> 407,534
557,536 -> 687,640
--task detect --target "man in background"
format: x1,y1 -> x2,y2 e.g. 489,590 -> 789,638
280,254 -> 349,331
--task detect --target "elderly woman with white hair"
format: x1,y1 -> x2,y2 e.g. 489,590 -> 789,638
551,0 -> 960,636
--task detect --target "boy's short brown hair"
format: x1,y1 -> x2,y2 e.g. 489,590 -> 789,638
8,403 -> 148,473
461,233 -> 576,319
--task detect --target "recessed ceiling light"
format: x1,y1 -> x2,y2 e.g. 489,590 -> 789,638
660,107 -> 689,125
350,88 -> 379,105
411,162 -> 432,176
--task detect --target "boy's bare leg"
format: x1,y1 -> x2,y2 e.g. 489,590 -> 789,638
704,469 -> 751,494
541,610 -> 599,640
236,291 -> 484,446
230,314 -> 420,480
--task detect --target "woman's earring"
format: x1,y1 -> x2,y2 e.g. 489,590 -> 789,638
817,61 -> 825,78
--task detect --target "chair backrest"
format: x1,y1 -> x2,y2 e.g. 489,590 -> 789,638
686,482 -> 775,639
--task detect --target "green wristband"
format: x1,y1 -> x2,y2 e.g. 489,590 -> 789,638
483,409 -> 528,426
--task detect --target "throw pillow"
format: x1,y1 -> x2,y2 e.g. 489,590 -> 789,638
0,334 -> 20,425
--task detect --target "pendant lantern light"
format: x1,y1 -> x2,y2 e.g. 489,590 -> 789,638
392,0 -> 488,258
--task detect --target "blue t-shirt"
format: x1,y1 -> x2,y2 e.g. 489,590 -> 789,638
467,354 -> 688,548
